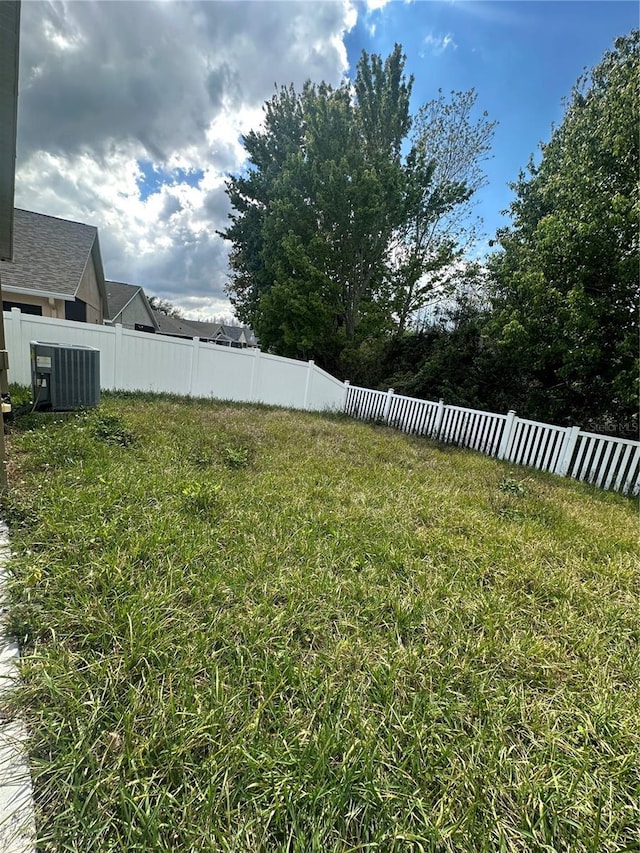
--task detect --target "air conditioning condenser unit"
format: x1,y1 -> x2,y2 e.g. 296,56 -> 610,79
30,341 -> 100,411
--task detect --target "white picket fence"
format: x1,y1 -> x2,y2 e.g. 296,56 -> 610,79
2,309 -> 345,412
4,309 -> 638,496
344,385 -> 640,497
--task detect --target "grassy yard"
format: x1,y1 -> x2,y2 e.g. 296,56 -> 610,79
2,393 -> 638,852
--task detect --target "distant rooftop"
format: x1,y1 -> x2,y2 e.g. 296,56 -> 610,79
152,310 -> 257,346
0,208 -> 100,299
106,280 -> 143,320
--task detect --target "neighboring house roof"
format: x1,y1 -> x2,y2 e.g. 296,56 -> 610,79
106,281 -> 139,319
224,324 -> 258,346
0,208 -> 107,305
185,320 -> 226,341
106,280 -> 158,329
152,311 -> 257,346
222,325 -> 244,343
152,311 -> 200,338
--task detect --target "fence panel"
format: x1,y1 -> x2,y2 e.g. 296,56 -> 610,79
3,310 -> 346,412
192,342 -> 254,401
506,418 -> 567,473
252,352 -> 308,408
463,409 -> 506,455
568,432 -> 640,495
344,386 -> 388,421
309,364 -> 345,412
344,383 -> 639,497
436,404 -> 506,457
388,394 -> 440,437
117,328 -> 193,393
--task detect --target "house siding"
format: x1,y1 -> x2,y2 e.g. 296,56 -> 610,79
76,253 -> 104,323
117,294 -> 156,329
2,292 -> 66,318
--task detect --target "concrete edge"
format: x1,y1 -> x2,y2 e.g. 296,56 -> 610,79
0,520 -> 36,852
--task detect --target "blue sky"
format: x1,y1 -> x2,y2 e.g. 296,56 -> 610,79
347,1 -> 638,242
15,1 -> 638,318
137,162 -> 205,203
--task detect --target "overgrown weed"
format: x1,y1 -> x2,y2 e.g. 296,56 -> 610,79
3,393 -> 638,852
90,412 -> 137,447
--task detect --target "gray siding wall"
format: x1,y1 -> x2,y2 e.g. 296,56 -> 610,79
119,294 -> 155,329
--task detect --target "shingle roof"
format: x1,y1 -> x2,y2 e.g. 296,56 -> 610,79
105,280 -> 141,320
105,279 -> 158,328
153,311 -> 257,345
152,311 -> 201,338
182,319 -> 223,340
222,324 -> 243,342
0,208 -> 99,298
222,324 -> 258,346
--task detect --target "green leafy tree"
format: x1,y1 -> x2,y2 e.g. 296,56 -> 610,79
221,46 -> 493,379
221,84 -> 305,329
392,90 -> 496,333
488,31 -> 639,429
221,47 -> 413,374
148,296 -> 183,318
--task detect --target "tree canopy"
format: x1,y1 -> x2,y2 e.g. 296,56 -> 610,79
148,296 -> 183,318
487,30 -> 639,429
220,33 -> 637,435
220,46 -> 494,378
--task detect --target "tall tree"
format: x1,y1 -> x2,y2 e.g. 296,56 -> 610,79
221,84 -> 305,328
221,46 -> 413,373
220,46 -> 493,378
392,90 -> 496,333
488,30 -> 639,429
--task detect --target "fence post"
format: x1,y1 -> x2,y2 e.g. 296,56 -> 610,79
433,398 -> 445,439
9,308 -> 21,383
342,380 -> 350,412
383,388 -> 395,423
9,307 -> 21,341
303,360 -> 314,410
114,323 -> 124,390
497,410 -> 517,460
249,347 -> 260,402
189,337 -> 201,396
555,425 -> 580,477
6,308 -> 19,384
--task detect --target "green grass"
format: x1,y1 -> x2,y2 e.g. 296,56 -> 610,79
3,392 -> 639,852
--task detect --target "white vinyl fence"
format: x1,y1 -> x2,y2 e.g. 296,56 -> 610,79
3,309 -> 346,412
345,384 -> 640,497
4,309 -> 637,496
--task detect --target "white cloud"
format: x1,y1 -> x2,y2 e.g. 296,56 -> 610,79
422,32 -> 458,57
41,17 -> 84,53
361,0 -> 390,37
15,0 -> 358,318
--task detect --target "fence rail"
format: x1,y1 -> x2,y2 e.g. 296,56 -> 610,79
345,385 -> 640,497
4,310 -> 637,497
2,309 -> 346,413
571,431 -> 640,494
